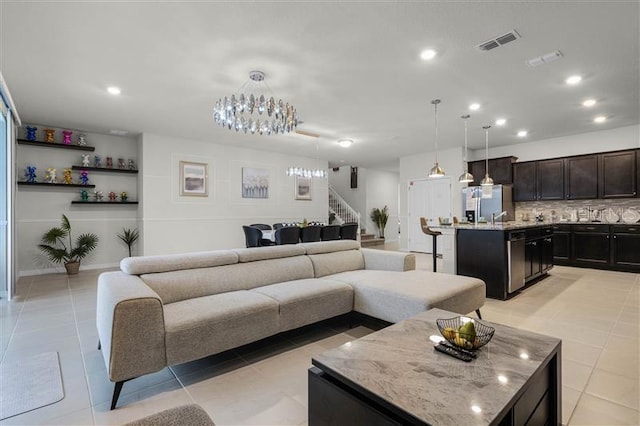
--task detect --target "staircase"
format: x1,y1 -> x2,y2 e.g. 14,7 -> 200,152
328,185 -> 361,227
360,232 -> 386,248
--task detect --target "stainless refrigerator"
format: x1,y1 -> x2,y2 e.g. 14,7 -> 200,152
462,184 -> 515,223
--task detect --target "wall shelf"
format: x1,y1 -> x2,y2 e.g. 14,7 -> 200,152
17,139 -> 95,152
70,165 -> 138,174
18,182 -> 96,188
71,201 -> 139,205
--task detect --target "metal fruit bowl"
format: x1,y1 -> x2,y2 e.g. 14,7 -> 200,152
436,317 -> 495,350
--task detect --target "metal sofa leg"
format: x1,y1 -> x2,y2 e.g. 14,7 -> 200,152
475,309 -> 483,320
111,381 -> 125,410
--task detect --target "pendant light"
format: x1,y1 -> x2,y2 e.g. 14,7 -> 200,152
458,114 -> 474,183
480,125 -> 494,186
428,99 -> 445,178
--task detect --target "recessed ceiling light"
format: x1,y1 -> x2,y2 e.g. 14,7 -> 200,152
420,49 -> 437,61
517,130 -> 528,137
338,139 -> 353,148
107,86 -> 121,95
110,129 -> 129,136
582,99 -> 597,107
495,118 -> 507,126
565,75 -> 582,85
593,115 -> 607,123
469,103 -> 481,111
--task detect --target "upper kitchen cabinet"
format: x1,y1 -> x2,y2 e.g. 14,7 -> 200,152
599,150 -> 636,198
537,159 -> 565,200
565,154 -> 598,200
513,161 -> 537,201
468,156 -> 517,186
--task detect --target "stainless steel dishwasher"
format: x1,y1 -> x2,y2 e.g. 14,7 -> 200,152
507,231 -> 526,293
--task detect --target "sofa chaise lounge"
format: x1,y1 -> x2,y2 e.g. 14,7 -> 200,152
97,240 -> 485,408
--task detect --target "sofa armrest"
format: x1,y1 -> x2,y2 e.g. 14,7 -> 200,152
97,271 -> 167,383
361,249 -> 416,272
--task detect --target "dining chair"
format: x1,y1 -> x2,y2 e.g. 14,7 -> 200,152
242,226 -> 274,247
321,224 -> 341,241
274,226 -> 301,245
272,223 -> 284,230
339,223 -> 359,240
250,223 -> 272,230
300,225 -> 322,242
419,217 -> 441,272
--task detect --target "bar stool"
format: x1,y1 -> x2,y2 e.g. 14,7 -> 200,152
420,217 -> 441,272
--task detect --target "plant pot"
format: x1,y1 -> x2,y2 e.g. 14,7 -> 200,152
64,261 -> 80,275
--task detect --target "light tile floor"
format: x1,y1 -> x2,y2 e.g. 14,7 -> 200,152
0,250 -> 638,425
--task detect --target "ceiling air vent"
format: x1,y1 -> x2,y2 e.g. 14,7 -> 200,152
476,30 -> 521,52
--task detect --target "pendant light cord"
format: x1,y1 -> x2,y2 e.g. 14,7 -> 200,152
434,101 -> 439,164
483,125 -> 491,176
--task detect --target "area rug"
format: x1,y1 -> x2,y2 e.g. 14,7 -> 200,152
0,352 -> 64,420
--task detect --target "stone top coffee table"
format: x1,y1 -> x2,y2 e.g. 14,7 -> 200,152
309,308 -> 561,425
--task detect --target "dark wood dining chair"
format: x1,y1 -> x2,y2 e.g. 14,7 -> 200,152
274,226 -> 301,245
242,226 -> 274,247
340,223 -> 359,240
321,225 -> 341,241
300,225 -> 322,242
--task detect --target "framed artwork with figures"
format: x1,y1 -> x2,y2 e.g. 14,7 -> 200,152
180,161 -> 208,197
295,176 -> 311,200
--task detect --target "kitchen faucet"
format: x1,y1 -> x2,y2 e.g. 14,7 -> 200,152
491,211 -> 508,225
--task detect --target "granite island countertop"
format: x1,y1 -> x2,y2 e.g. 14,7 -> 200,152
312,308 -> 561,425
431,222 -> 554,231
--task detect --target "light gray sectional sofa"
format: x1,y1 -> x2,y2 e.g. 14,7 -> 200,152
97,240 -> 485,408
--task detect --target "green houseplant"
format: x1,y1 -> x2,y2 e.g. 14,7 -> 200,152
38,214 -> 99,275
370,205 -> 389,238
117,227 -> 139,257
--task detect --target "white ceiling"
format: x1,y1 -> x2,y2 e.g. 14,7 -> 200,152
1,1 -> 638,172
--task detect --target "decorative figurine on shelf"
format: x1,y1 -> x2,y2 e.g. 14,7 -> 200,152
106,157 -> 113,169
120,191 -> 128,202
79,170 -> 89,185
63,169 -> 73,184
80,190 -> 89,202
62,130 -> 73,145
81,154 -> 91,167
94,155 -> 101,168
44,129 -> 55,143
25,126 -> 38,141
24,166 -> 37,183
94,191 -> 104,202
45,168 -> 57,183
77,133 -> 87,146
128,159 -> 136,170
118,158 -> 126,169
108,191 -> 117,202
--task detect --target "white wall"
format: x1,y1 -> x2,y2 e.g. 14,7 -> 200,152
365,169 -> 399,241
399,146 -> 465,250
470,125 -> 640,162
140,133 -> 328,255
16,126 -> 139,275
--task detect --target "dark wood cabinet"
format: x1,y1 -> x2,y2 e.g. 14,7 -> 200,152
541,235 -> 554,271
468,156 -> 517,186
599,150 -> 637,198
565,155 -> 598,200
572,224 -> 610,265
524,227 -> 553,282
513,161 -> 537,201
537,159 -> 565,200
612,225 -> 640,267
552,225 -> 571,261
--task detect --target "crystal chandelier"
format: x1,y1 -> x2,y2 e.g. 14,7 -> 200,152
428,99 -> 445,178
458,115 -> 474,183
212,71 -> 298,135
286,137 -> 327,179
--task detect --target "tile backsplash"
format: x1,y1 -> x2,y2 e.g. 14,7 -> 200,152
515,199 -> 640,223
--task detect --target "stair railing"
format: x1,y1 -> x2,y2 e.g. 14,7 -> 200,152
328,185 -> 361,230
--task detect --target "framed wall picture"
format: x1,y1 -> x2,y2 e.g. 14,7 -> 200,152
179,161 -> 208,197
242,167 -> 269,199
295,176 -> 311,200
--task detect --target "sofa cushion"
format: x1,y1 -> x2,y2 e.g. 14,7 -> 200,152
251,278 -> 354,332
141,255 -> 315,304
300,240 -> 360,254
233,245 -> 306,263
163,291 -> 280,365
327,270 -> 485,323
307,250 -> 365,278
121,250 -> 238,275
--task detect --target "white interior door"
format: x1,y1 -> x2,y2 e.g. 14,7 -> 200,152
407,177 -> 452,253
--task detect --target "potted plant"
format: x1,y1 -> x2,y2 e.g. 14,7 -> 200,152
38,214 -> 99,275
117,227 -> 139,257
370,205 -> 389,238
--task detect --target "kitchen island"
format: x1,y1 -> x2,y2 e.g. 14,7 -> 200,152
433,222 -> 554,300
